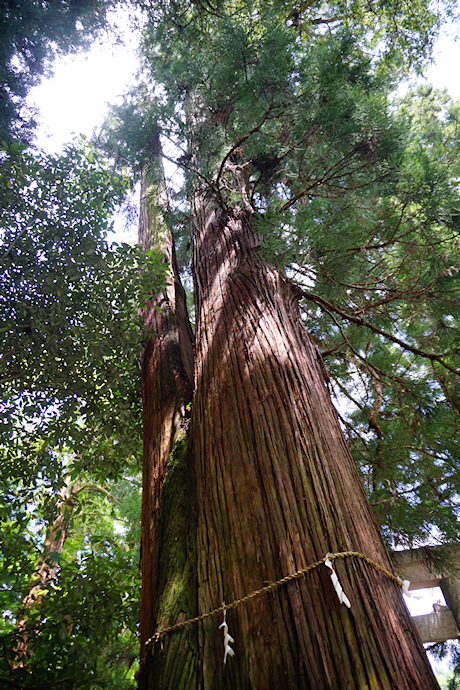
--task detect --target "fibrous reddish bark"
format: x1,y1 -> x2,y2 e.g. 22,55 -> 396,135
188,197 -> 438,689
138,159 -> 198,688
138,143 -> 437,685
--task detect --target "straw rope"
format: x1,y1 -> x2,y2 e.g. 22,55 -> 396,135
145,550 -> 404,649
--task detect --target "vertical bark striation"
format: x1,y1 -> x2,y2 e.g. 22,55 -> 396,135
138,156 -> 198,688
190,199 -> 438,689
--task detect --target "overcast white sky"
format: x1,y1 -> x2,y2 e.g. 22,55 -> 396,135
29,40 -> 138,152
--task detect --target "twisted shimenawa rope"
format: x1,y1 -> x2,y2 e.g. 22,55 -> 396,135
145,550 -> 404,649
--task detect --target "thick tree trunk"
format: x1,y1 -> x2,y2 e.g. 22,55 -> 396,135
188,198 -> 438,689
139,149 -> 438,686
137,157 -> 198,689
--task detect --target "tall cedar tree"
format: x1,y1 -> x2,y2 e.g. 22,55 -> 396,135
0,0 -> 458,686
131,0 -> 459,687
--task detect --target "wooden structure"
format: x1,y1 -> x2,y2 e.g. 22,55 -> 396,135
393,545 -> 460,644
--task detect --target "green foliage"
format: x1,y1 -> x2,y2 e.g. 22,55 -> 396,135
0,141 -> 166,685
97,86 -> 162,176
429,641 -> 460,689
0,141 -> 167,487
0,471 -> 141,688
295,86 -> 460,547
325,0 -> 457,70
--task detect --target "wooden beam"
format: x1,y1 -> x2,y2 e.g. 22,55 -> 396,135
392,545 -> 460,643
413,607 -> 460,644
392,544 -> 460,590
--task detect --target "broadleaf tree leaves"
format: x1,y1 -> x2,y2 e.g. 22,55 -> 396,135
0,141 -> 167,488
0,141 -> 152,687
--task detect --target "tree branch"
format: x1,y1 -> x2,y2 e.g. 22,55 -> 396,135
301,290 -> 460,375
